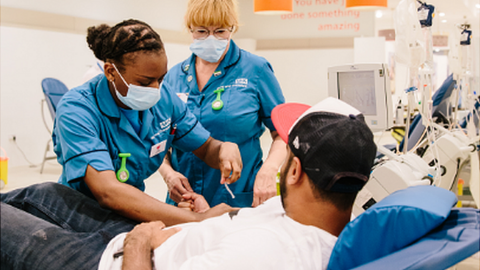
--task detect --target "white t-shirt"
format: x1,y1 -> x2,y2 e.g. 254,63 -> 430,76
99,196 -> 337,270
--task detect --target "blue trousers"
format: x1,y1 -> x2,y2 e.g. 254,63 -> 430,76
0,182 -> 137,270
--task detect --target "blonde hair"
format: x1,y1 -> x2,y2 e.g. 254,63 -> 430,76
185,0 -> 239,32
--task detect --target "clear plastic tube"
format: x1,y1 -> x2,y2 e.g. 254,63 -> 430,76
224,183 -> 235,199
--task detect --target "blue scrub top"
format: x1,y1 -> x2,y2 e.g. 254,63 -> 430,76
164,40 -> 285,207
53,75 -> 210,199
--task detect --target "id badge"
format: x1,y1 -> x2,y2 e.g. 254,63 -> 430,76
177,93 -> 189,103
150,140 -> 167,157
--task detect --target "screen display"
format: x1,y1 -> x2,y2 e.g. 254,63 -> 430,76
337,71 -> 377,115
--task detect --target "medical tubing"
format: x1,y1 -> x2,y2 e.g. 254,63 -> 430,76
452,80 -> 462,129
422,27 -> 434,68
404,63 -> 421,154
418,68 -> 442,184
432,122 -> 464,140
454,121 -> 468,137
448,87 -> 456,130
377,143 -> 403,162
224,183 -> 235,199
404,85 -> 417,154
466,93 -> 476,138
423,102 -> 442,186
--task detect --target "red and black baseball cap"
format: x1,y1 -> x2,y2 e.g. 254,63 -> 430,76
272,97 -> 377,193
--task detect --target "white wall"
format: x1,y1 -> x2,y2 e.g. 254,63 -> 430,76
0,26 -> 191,168
1,0 -> 188,32
255,48 -> 354,155
0,26 -> 95,168
257,48 -> 354,105
163,43 -> 192,69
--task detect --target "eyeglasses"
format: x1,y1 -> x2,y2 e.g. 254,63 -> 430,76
190,27 -> 233,40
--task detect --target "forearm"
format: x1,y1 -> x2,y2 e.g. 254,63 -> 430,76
98,184 -> 198,226
262,132 -> 287,172
251,132 -> 286,206
159,151 -> 175,178
195,137 -> 222,169
85,166 -> 199,226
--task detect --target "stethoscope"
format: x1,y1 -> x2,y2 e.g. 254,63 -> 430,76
116,153 -> 131,182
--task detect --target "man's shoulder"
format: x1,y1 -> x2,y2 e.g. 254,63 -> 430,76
233,196 -> 284,219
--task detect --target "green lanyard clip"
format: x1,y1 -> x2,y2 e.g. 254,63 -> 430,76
212,87 -> 225,111
116,153 -> 131,182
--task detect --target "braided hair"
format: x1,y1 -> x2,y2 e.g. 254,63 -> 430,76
86,19 -> 164,70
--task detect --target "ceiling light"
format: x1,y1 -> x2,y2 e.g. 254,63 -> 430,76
346,0 -> 388,10
439,12 -> 445,17
375,10 -> 383,18
441,20 -> 447,23
476,4 -> 480,9
254,0 -> 293,14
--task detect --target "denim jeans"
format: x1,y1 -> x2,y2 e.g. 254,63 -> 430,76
1,182 -> 137,270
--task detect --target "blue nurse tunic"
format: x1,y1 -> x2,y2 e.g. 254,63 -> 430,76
164,40 -> 285,207
53,75 -> 210,199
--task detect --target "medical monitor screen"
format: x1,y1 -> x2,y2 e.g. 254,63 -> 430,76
337,71 -> 377,116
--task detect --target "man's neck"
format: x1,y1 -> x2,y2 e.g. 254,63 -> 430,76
284,197 -> 351,237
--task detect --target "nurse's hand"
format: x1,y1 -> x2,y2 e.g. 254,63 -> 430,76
182,192 -> 210,213
252,165 -> 278,207
178,200 -> 193,211
218,142 -> 242,185
193,137 -> 242,184
164,171 -> 194,203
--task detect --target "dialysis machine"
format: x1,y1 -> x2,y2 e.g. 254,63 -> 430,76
328,63 -> 478,216
327,0 -> 479,216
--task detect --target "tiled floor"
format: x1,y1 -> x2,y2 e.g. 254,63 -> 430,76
451,253 -> 480,270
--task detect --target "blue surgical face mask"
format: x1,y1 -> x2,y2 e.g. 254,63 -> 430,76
111,63 -> 161,111
189,35 -> 229,63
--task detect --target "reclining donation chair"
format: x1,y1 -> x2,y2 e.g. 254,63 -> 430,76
328,185 -> 479,269
40,78 -> 69,173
